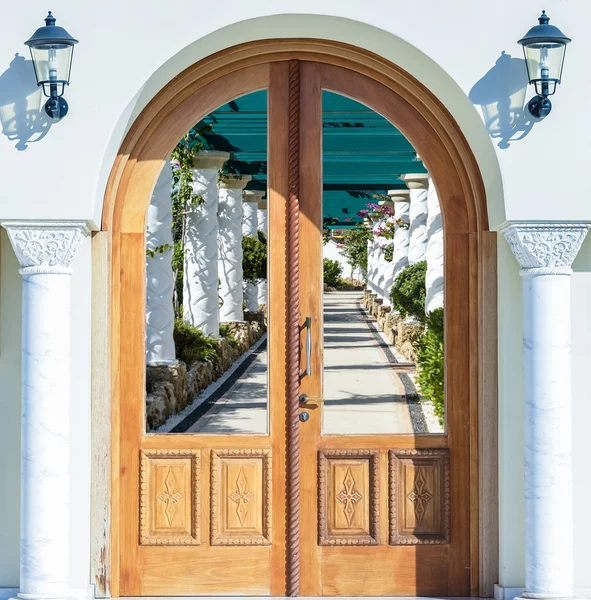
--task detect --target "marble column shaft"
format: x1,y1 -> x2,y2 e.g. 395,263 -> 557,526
366,225 -> 378,294
242,190 -> 261,312
146,161 -> 177,364
503,222 -> 590,600
257,198 -> 268,306
378,200 -> 396,305
218,175 -> 252,322
373,218 -> 386,299
183,151 -> 229,336
389,190 -> 411,282
403,173 -> 429,265
425,178 -> 444,314
2,221 -> 89,600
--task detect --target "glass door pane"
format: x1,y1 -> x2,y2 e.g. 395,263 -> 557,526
320,91 -> 445,435
144,90 -> 270,434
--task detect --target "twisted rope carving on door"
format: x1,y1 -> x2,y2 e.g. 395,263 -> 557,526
286,59 -> 301,597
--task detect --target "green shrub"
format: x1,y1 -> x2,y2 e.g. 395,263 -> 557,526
242,233 -> 267,282
219,323 -> 240,348
390,260 -> 427,322
173,319 -> 218,366
323,258 -> 343,288
416,307 -> 445,421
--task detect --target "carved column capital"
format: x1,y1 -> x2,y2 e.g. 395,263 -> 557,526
191,150 -> 230,171
401,173 -> 429,190
2,221 -> 90,275
501,222 -> 591,275
243,190 -> 265,204
387,189 -> 410,203
218,174 -> 252,190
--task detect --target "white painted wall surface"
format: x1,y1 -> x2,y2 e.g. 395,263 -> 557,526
323,239 -> 356,280
0,0 -> 590,592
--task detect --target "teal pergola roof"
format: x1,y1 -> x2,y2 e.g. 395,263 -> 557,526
200,90 -> 426,228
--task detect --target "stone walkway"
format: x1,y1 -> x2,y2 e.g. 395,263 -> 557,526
170,290 -> 427,434
322,291 -> 414,434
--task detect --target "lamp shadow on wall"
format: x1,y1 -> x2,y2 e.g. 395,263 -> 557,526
0,53 -> 52,151
469,51 -> 533,150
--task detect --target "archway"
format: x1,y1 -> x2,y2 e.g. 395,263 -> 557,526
101,40 -> 497,597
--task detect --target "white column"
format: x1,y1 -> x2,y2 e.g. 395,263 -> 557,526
378,199 -> 396,305
502,222 -> 590,600
257,197 -> 268,306
402,173 -> 429,265
182,151 -> 229,336
373,218 -> 386,298
366,219 -> 378,293
146,161 -> 177,364
388,189 -> 411,282
218,175 -> 252,322
425,177 -> 444,314
242,190 -> 263,312
2,221 -> 90,600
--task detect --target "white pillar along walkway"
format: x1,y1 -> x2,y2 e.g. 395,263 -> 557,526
146,161 -> 177,364
402,173 -> 429,265
2,220 -> 90,600
183,151 -> 229,336
503,221 -> 590,600
218,175 -> 252,322
242,190 -> 262,312
388,189 -> 410,286
425,177 -> 444,314
257,196 -> 268,307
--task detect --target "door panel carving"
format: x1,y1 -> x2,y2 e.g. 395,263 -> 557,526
139,449 -> 201,545
210,449 -> 272,546
318,450 -> 379,546
389,449 -> 450,545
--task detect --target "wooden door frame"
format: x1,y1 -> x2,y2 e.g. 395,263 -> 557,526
99,39 -> 497,597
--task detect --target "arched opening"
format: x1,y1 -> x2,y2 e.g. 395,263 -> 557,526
101,40 -> 496,597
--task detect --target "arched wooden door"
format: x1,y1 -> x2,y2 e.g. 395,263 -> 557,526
109,47 -> 487,598
296,61 -> 472,597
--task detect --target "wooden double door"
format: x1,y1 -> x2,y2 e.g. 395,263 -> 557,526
117,60 -> 473,596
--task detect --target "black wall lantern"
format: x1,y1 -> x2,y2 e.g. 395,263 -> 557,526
25,12 -> 78,120
518,10 -> 571,119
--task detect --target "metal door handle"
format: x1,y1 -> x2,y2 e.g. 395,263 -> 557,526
300,317 -> 311,378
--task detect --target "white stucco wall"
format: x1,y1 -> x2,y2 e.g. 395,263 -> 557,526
0,0 -> 591,593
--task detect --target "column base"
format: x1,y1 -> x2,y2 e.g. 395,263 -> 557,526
15,594 -> 72,600
517,595 -> 576,600
494,586 -> 580,600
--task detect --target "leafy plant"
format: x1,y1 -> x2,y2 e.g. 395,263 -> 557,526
219,323 -> 241,348
383,245 -> 393,263
338,225 -> 373,273
323,258 -> 343,288
416,307 -> 445,420
242,233 -> 267,282
390,260 -> 427,322
173,318 -> 219,366
146,243 -> 173,259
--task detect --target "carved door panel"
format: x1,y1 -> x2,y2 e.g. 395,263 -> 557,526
296,62 -> 472,597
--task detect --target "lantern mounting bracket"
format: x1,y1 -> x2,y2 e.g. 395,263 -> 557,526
527,95 -> 552,120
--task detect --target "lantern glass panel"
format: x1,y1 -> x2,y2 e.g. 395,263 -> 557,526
523,42 -> 566,95
29,45 -> 73,95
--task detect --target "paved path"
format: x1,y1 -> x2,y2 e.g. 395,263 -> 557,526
322,291 -> 414,434
174,290 -> 416,434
